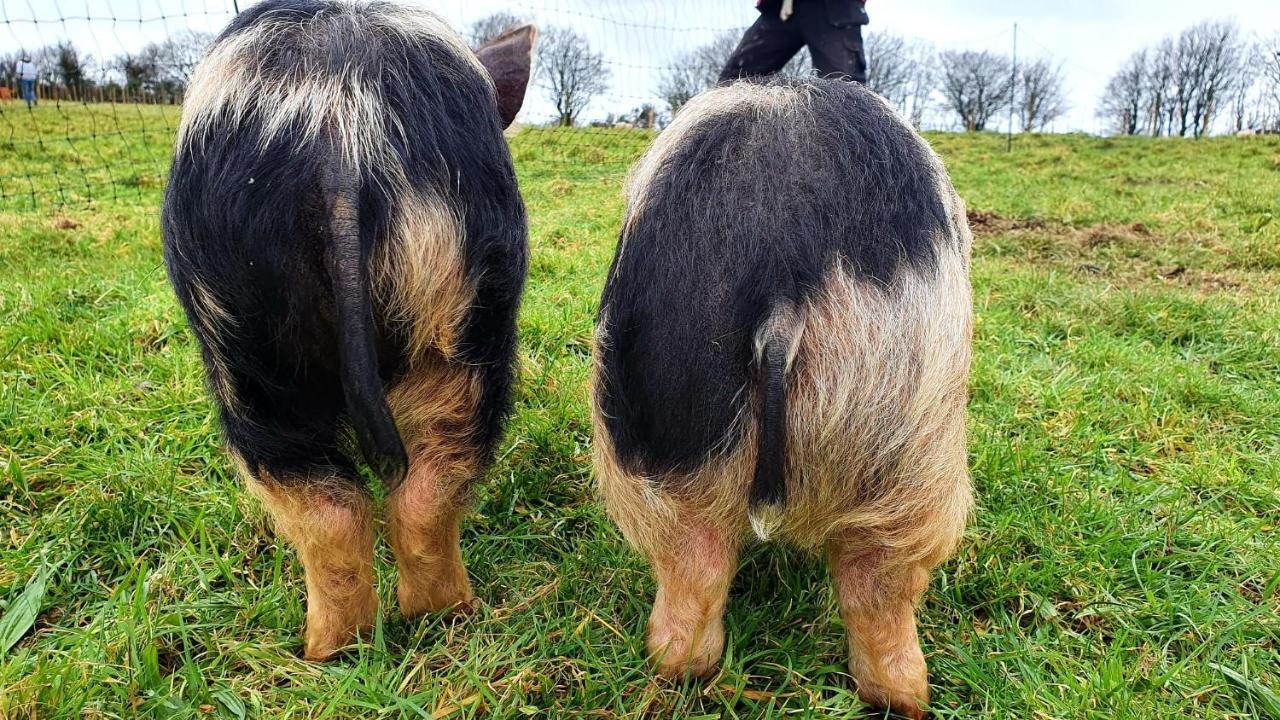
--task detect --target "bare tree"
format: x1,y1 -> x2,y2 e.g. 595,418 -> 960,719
657,61 -> 704,115
1099,22 -> 1250,137
150,31 -> 213,90
1229,40 -> 1260,133
54,42 -> 92,97
1098,49 -> 1147,135
658,33 -> 732,114
1259,35 -> 1280,131
1145,21 -> 1245,137
1230,36 -> 1280,133
938,50 -> 1012,132
865,31 -> 911,101
113,52 -> 160,97
1181,21 -> 1245,137
658,30 -> 811,115
0,51 -> 20,87
106,31 -> 211,100
657,33 -> 732,114
865,32 -> 935,127
1019,58 -> 1068,132
901,42 -> 937,128
470,12 -> 525,46
30,45 -> 63,85
1145,39 -> 1176,135
537,26 -> 610,126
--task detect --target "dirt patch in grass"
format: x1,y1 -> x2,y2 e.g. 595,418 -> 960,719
966,209 -> 1050,234
967,208 -> 1156,248
1074,221 -> 1157,248
966,208 -> 1269,294
1155,265 -> 1243,292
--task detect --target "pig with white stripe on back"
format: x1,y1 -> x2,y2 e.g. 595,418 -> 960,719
163,0 -> 534,660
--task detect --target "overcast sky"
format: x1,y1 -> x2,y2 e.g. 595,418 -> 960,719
9,0 -> 1278,132
870,0 -> 1279,131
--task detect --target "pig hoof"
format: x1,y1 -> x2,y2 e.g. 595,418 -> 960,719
647,620 -> 725,680
302,628 -> 360,662
398,586 -> 476,620
854,678 -> 929,720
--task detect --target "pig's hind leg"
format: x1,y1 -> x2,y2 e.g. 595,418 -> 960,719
643,518 -> 740,679
824,448 -> 969,719
247,471 -> 378,661
385,360 -> 485,618
827,542 -> 932,719
594,439 -> 742,678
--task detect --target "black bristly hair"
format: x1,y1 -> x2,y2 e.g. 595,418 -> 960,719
162,0 -> 527,487
597,78 -> 953,498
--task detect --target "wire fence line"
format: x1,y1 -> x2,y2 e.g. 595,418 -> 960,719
0,1 -> 689,208
0,0 -> 1072,210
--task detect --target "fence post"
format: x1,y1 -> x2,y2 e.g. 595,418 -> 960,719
1007,22 -> 1017,152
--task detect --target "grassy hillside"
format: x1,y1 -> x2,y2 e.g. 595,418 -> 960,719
1,103 -> 1278,719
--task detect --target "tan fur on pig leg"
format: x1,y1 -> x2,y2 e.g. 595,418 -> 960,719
645,522 -> 739,679
387,468 -> 474,617
590,352 -> 748,681
248,476 -> 377,661
384,361 -> 483,618
827,542 -> 934,719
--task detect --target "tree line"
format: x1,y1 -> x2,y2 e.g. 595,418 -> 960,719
1098,22 -> 1280,136
1,31 -> 212,103
487,10 -> 1276,136
475,11 -> 1070,133
655,18 -> 1277,135
8,15 -> 1278,136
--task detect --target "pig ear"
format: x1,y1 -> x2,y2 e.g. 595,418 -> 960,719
475,25 -> 537,129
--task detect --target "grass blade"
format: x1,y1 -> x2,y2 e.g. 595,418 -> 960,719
1211,663 -> 1280,719
212,688 -> 246,720
0,567 -> 49,657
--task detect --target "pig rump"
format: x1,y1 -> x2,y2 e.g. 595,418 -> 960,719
162,0 -> 530,659
596,77 -> 971,549
592,78 -> 973,716
164,0 -> 525,487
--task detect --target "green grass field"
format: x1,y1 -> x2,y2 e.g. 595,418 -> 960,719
1,103 -> 1279,719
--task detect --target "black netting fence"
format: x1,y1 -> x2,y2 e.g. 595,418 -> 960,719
0,1 -> 743,209
0,0 -> 1119,210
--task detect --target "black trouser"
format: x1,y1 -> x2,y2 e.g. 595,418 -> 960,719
719,0 -> 868,84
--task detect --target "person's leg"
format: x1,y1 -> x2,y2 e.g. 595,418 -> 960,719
719,9 -> 807,83
800,9 -> 868,82
20,80 -> 33,108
